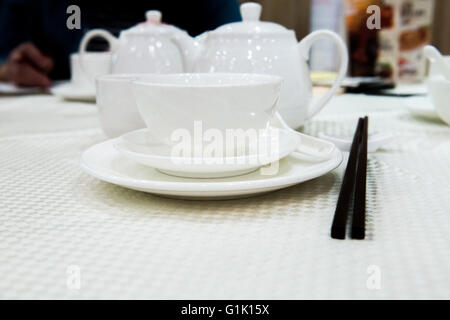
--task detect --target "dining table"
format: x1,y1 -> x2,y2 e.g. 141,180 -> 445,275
1,84 -> 449,299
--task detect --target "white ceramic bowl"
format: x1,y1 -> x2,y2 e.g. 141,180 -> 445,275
427,76 -> 450,125
96,74 -> 146,138
131,73 -> 283,145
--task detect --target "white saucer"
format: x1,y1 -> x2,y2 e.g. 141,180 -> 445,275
403,96 -> 439,120
80,139 -> 343,200
50,82 -> 95,102
114,127 -> 302,178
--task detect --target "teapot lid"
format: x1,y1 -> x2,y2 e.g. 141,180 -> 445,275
121,10 -> 182,35
212,2 -> 288,35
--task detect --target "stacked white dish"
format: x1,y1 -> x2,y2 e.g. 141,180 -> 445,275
77,3 -> 349,198
81,73 -> 342,199
81,140 -> 342,200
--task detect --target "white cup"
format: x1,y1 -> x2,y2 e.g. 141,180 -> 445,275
71,52 -> 111,90
427,76 -> 450,126
429,56 -> 450,78
131,73 -> 283,145
96,74 -> 146,138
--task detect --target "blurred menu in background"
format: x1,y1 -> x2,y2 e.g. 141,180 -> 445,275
344,0 -> 435,82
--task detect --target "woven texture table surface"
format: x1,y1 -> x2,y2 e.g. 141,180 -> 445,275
0,93 -> 449,299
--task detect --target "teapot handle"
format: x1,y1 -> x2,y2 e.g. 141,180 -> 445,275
78,29 -> 118,79
297,30 -> 348,119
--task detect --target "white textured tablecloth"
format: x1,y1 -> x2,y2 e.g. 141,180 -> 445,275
1,92 -> 449,299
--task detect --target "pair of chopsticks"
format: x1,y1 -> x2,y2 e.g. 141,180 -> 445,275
331,117 -> 368,240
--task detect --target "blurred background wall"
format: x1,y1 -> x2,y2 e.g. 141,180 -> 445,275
240,0 -> 449,54
433,0 -> 450,54
0,0 -> 447,54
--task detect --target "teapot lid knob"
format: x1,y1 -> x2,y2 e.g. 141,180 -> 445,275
146,10 -> 162,24
240,2 -> 262,21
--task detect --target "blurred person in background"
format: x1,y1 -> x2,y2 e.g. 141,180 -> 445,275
0,0 -> 241,87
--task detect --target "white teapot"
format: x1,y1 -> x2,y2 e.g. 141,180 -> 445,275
180,2 -> 349,129
78,10 -> 190,74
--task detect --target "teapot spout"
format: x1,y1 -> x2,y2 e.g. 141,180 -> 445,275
171,31 -> 204,72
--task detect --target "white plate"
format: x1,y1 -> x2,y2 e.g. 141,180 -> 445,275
404,96 -> 439,120
0,82 -> 44,95
80,139 -> 343,200
384,83 -> 428,95
114,127 -> 302,178
50,82 -> 95,102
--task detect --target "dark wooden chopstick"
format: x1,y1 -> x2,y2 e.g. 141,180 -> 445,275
351,116 -> 368,239
331,118 -> 365,239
